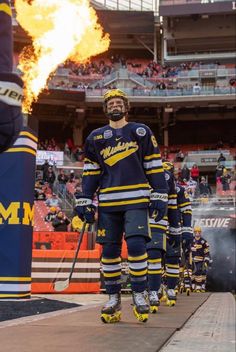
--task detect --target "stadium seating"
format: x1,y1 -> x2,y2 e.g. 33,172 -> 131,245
34,201 -> 54,232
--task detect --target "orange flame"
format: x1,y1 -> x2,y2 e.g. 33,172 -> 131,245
14,0 -> 110,113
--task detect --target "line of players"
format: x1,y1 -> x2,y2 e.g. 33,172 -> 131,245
147,161 -> 212,314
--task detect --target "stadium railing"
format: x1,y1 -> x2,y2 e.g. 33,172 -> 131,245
86,86 -> 236,97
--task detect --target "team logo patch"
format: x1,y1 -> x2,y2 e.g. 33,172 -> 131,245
103,130 -> 113,139
151,135 -> 158,147
136,127 -> 146,136
165,173 -> 170,181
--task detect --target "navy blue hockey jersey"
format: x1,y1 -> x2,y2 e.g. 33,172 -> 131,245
176,183 -> 192,234
82,122 -> 167,211
192,237 -> 210,262
150,170 -> 180,235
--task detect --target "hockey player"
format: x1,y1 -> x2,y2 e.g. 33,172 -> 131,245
192,226 -> 211,292
176,179 -> 193,295
75,89 -> 168,323
0,0 -> 23,153
147,161 -> 181,311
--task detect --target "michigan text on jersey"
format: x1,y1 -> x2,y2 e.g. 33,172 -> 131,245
0,202 -> 34,225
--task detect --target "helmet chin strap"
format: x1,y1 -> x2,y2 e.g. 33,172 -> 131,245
107,110 -> 126,121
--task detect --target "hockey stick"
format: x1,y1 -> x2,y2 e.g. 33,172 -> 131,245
53,221 -> 87,292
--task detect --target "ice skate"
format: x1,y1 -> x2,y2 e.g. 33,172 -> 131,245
166,289 -> 177,307
201,284 -> 206,293
132,291 -> 149,322
158,284 -> 167,302
186,286 -> 191,296
101,293 -> 121,323
149,291 -> 160,313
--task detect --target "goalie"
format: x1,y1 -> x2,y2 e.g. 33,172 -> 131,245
0,0 -> 23,153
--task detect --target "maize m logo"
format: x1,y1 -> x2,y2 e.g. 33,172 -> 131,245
0,202 -> 34,226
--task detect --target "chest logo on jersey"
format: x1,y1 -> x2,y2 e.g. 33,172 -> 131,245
104,130 -> 113,139
100,141 -> 139,166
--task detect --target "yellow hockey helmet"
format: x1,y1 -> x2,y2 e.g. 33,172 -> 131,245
103,89 -> 128,102
194,226 -> 202,234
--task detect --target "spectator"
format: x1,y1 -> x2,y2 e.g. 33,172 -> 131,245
44,166 -> 56,192
45,207 -> 57,222
216,163 -> 225,180
45,193 -> 62,208
187,176 -> 198,194
190,164 -> 200,182
57,169 -> 69,196
52,211 -> 70,232
69,170 -> 75,183
181,164 -> 190,181
34,182 -> 46,200
176,150 -> 185,162
192,82 -> 201,94
218,153 -> 226,166
199,177 -> 212,196
42,160 -> 50,180
220,169 -> 231,192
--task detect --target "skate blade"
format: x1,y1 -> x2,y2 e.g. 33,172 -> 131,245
101,311 -> 121,324
133,307 -> 149,322
150,305 -> 159,314
166,299 -> 176,307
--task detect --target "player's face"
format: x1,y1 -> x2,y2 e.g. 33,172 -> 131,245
106,97 -> 125,114
194,230 -> 201,238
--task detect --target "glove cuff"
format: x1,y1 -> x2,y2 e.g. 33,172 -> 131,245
75,197 -> 92,207
150,192 -> 168,202
0,73 -> 23,107
182,227 -> 193,234
169,227 -> 181,236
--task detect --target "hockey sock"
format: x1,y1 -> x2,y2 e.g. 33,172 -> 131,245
126,236 -> 147,293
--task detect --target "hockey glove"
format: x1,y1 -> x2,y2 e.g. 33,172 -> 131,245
149,191 -> 168,222
182,227 -> 194,248
168,227 -> 182,247
75,196 -> 96,224
0,73 -> 23,153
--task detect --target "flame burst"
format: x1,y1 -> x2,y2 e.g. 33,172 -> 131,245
14,0 -> 110,113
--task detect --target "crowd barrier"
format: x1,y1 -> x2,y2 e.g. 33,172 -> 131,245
31,232 -> 128,294
31,249 -> 101,293
33,231 -> 89,251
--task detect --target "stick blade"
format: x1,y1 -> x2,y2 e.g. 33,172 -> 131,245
53,279 -> 70,292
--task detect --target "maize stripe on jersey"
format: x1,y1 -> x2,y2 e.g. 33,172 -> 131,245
144,153 -> 161,160
0,277 -> 31,281
83,170 -> 101,176
20,131 -> 38,142
6,147 -> 36,156
146,168 -> 164,175
99,198 -> 149,207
